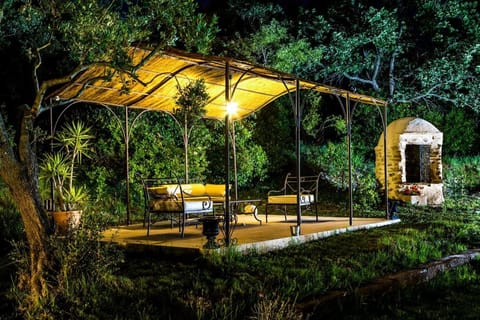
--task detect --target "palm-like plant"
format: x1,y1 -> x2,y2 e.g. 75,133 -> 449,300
40,153 -> 69,210
40,121 -> 94,211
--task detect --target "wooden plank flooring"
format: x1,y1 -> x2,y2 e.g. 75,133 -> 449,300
103,213 -> 399,256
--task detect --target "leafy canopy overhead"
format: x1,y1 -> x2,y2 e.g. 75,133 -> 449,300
218,0 -> 479,113
0,0 -> 218,115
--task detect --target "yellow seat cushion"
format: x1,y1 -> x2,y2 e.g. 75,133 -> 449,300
205,184 -> 226,197
148,184 -> 201,197
148,184 -> 180,196
267,194 -> 314,205
186,184 -> 206,197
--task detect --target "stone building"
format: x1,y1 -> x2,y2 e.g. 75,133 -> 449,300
375,117 -> 444,206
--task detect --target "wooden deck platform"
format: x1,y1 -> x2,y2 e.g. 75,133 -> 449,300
103,213 -> 400,257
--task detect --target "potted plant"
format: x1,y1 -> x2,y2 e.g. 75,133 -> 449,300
40,121 -> 94,233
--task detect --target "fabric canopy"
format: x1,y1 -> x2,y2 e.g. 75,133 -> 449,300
51,47 -> 387,119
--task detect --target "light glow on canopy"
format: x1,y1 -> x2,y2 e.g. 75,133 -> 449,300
49,47 -> 387,121
226,101 -> 238,117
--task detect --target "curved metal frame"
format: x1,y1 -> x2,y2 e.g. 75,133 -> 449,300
335,92 -> 389,224
50,101 -> 156,225
50,61 -> 389,237
335,93 -> 359,225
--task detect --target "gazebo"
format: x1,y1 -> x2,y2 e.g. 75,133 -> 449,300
49,46 -> 388,244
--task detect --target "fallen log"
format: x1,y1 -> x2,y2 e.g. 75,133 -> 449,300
298,249 -> 480,319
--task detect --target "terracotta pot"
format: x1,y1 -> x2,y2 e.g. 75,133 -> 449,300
51,210 -> 82,234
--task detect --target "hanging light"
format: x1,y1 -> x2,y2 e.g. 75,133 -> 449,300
226,101 -> 238,117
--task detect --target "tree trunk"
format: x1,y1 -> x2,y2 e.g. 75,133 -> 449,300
184,119 -> 189,183
0,110 -> 51,307
9,174 -> 51,305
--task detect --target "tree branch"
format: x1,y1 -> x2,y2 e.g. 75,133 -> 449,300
33,42 -> 51,94
394,81 -> 460,106
31,64 -> 91,116
390,24 -> 404,98
131,44 -> 166,74
372,53 -> 381,86
343,54 -> 381,91
343,73 -> 380,91
18,106 -> 36,180
389,51 -> 396,97
33,61 -> 140,116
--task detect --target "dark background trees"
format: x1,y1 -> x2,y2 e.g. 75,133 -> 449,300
204,0 -> 479,200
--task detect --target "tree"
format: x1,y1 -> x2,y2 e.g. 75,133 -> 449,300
0,0 -> 216,310
174,79 -> 209,182
220,0 -> 479,161
317,1 -> 480,110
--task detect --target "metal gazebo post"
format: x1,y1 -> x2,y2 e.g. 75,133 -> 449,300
124,106 -> 131,225
346,93 -> 353,226
224,61 -> 231,246
384,104 -> 389,219
379,102 -> 389,220
335,92 -> 359,226
295,79 -> 302,235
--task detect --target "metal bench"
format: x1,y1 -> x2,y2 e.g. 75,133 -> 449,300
265,172 -> 321,222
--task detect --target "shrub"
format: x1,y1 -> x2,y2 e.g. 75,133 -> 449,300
9,209 -> 124,319
304,142 -> 380,209
443,156 -> 480,197
0,182 -> 24,253
250,292 -> 302,320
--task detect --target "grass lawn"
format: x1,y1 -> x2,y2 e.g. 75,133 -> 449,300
2,202 -> 480,319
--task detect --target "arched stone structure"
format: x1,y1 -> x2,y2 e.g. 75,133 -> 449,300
375,117 -> 444,206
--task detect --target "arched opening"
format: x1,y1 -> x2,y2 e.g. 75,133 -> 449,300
405,144 -> 431,183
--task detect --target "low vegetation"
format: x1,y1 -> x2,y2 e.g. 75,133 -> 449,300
2,190 -> 480,319
0,156 -> 479,319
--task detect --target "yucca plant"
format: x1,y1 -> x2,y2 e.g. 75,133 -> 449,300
39,121 -> 94,211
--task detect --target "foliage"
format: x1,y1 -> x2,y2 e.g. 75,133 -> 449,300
80,107 -> 191,221
39,121 -> 93,211
219,0 -> 480,162
253,99 -> 296,185
0,0 -> 218,308
0,182 -> 24,254
329,262 -> 480,319
9,209 -> 124,320
174,78 -> 210,182
250,293 -> 301,320
204,118 -> 268,189
304,142 -> 380,209
441,109 -> 479,156
2,0 -> 480,315
443,156 -> 480,198
1,198 -> 480,318
231,120 -> 268,188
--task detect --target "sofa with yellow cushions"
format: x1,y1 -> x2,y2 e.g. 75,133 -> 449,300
137,174 -> 228,237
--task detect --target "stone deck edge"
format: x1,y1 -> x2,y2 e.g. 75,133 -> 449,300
219,219 -> 402,255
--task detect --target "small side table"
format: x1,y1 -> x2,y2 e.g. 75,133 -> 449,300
230,199 -> 263,225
